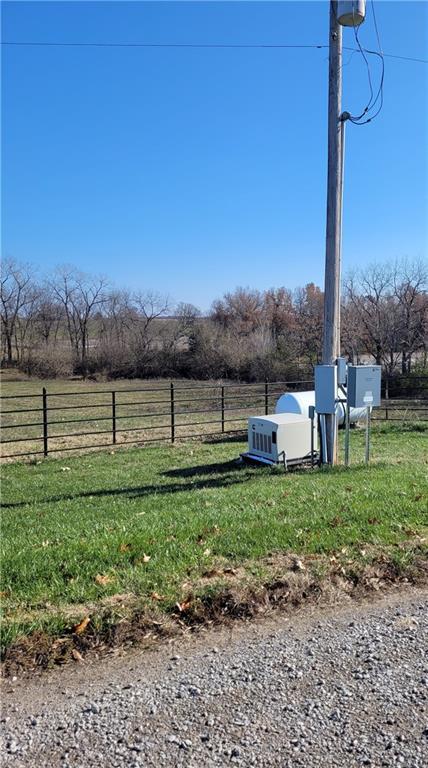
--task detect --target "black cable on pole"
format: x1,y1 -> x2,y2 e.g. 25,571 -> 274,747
348,0 -> 385,126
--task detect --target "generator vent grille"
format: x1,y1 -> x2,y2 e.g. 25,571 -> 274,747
252,431 -> 272,455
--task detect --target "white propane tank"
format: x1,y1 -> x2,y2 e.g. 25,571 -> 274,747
275,390 -> 366,426
337,0 -> 366,27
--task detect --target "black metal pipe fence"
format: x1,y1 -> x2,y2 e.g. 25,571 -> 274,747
1,377 -> 427,461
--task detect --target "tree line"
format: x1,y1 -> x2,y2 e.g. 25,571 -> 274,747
1,258 -> 427,381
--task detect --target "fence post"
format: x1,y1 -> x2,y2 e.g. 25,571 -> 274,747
42,387 -> 48,457
170,382 -> 175,443
112,391 -> 116,444
221,385 -> 225,433
264,380 -> 269,415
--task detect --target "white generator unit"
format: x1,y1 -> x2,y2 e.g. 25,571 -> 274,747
243,413 -> 317,467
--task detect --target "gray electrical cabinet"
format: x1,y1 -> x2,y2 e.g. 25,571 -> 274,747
347,365 -> 381,408
315,365 -> 337,414
336,357 -> 347,385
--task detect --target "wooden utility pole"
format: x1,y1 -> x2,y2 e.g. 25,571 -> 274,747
322,1 -> 343,464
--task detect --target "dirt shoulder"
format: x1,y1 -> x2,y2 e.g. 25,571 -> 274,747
2,584 -> 427,768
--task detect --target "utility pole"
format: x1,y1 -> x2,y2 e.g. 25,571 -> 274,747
322,0 -> 344,464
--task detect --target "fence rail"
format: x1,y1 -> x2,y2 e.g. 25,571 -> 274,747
1,378 -> 427,461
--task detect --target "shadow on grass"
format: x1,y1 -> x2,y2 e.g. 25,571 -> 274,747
163,458 -> 247,479
2,461 -> 256,510
4,457 -> 391,511
203,432 -> 247,445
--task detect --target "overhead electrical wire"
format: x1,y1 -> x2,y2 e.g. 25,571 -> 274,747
1,40 -> 427,64
351,16 -> 375,117
347,0 -> 385,125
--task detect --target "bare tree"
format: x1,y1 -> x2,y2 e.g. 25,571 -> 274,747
263,287 -> 295,347
49,267 -> 108,370
392,259 -> 428,373
123,291 -> 170,373
345,264 -> 393,366
345,260 -> 427,374
99,289 -> 133,348
293,283 -> 324,368
32,285 -> 63,347
0,258 -> 37,364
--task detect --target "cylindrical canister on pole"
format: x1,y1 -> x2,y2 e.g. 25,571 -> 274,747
337,1 -> 366,27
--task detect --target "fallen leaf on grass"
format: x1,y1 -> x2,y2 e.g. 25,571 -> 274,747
95,574 -> 113,586
134,553 -> 151,565
119,543 -> 131,553
203,548 -> 211,557
175,599 -> 193,613
61,467 -> 71,472
151,592 -> 165,601
73,616 -> 90,635
72,649 -> 84,662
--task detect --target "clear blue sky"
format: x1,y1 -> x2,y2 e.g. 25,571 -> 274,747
2,1 -> 427,310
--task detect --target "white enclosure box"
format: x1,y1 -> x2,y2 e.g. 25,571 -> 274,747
247,413 -> 316,465
315,365 -> 337,414
337,1 -> 366,27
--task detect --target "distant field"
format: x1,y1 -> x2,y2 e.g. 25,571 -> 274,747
1,422 -> 427,657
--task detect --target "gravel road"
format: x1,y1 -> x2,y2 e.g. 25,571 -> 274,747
1,587 -> 428,767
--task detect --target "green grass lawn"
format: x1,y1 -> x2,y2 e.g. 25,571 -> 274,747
1,422 -> 427,656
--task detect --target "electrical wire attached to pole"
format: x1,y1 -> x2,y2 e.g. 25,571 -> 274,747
347,0 -> 385,125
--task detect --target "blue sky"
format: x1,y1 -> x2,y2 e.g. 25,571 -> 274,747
2,1 -> 427,310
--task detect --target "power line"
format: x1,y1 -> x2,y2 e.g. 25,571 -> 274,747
1,41 -> 328,50
348,0 -> 385,126
1,40 -> 427,63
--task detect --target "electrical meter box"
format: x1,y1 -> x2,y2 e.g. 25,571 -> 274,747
315,365 -> 337,414
336,357 -> 347,385
347,365 -> 381,408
